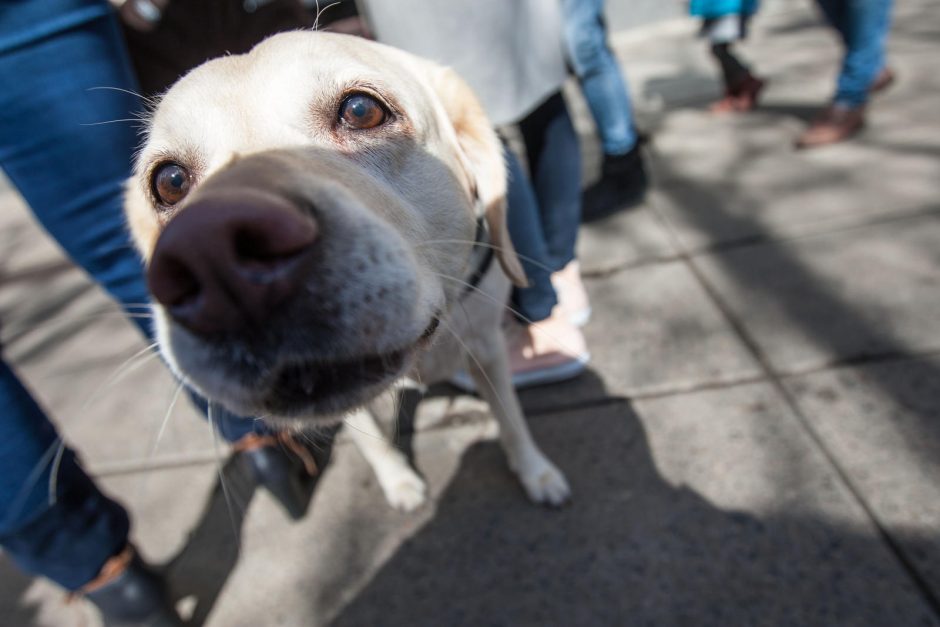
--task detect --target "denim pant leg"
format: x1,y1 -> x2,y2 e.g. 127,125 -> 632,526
0,0 -> 263,441
0,0 -> 258,590
519,93 -> 582,274
505,148 -> 557,323
0,359 -> 129,590
561,0 -> 637,155
817,0 -> 893,106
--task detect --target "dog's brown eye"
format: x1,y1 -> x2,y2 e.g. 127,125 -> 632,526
339,93 -> 387,129
152,162 -> 191,206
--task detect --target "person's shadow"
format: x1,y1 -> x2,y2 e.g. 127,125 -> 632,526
328,369 -> 937,626
160,455 -> 255,626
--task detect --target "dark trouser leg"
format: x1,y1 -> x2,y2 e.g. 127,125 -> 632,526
710,42 -> 751,91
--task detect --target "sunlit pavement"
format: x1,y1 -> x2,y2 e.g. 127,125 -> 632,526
2,0 -> 939,624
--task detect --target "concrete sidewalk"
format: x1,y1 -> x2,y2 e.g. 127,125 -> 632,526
2,0 -> 939,624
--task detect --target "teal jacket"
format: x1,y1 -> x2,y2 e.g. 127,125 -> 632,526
689,0 -> 759,17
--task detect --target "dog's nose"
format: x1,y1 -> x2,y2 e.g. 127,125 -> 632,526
147,189 -> 317,335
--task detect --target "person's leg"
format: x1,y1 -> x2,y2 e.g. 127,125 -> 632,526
0,0 -> 151,332
0,0 -> 267,443
711,42 -> 751,91
703,14 -> 765,114
457,139 -> 587,391
503,94 -> 590,386
0,0 -> 138,592
561,0 -> 647,218
833,0 -> 893,107
0,360 -> 180,623
798,0 -> 892,147
0,358 -> 129,590
815,0 -> 848,37
504,147 -> 557,324
561,0 -> 636,156
517,93 -> 582,274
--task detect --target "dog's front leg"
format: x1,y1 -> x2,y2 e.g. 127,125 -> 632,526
465,336 -> 571,506
345,408 -> 428,511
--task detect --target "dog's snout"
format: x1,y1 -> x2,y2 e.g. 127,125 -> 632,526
148,189 -> 317,335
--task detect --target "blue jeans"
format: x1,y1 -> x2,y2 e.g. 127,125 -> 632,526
815,0 -> 893,107
0,0 -> 262,590
562,0 -> 637,156
507,93 -> 582,323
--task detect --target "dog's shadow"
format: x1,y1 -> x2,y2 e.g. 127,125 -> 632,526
151,369 -> 936,625
328,369 -> 935,626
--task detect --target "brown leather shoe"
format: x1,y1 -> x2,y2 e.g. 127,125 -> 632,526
709,92 -> 739,113
710,74 -> 766,113
732,75 -> 766,112
796,104 -> 865,149
870,67 -> 895,94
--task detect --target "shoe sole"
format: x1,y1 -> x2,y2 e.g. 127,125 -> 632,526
570,306 -> 592,328
450,352 -> 590,392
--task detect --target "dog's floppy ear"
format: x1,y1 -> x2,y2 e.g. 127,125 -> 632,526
426,66 -> 528,287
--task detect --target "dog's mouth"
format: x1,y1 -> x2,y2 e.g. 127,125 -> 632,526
257,315 -> 440,417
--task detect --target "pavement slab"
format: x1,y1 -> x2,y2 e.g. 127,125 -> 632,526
575,205 -> 677,276
691,213 -> 940,374
577,260 -> 761,397
500,259 -> 763,412
648,115 -> 940,251
784,356 -> 940,598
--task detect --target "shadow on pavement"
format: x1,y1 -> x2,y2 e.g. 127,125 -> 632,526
331,395 -> 936,626
162,448 -> 324,627
648,136 -> 940,485
163,455 -> 255,626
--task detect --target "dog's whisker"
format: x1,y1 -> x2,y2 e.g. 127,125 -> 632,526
47,440 -> 67,506
436,316 -> 514,428
416,239 -> 559,275
3,309 -> 155,340
80,119 -> 141,126
431,271 -> 587,358
118,303 -> 158,309
149,380 -> 186,458
393,380 -> 407,446
4,438 -> 62,524
297,429 -> 327,454
87,85 -> 155,104
430,270 -> 532,322
76,343 -> 161,416
340,415 -> 388,443
312,1 -> 342,31
209,402 -> 243,546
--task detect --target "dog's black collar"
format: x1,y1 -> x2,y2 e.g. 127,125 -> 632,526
461,216 -> 494,297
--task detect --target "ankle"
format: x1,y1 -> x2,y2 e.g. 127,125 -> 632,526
79,545 -> 135,594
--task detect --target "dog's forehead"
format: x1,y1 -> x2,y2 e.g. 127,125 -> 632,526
144,32 -> 436,165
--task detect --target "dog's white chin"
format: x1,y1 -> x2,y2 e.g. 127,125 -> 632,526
155,310 -> 440,423
169,344 -> 417,422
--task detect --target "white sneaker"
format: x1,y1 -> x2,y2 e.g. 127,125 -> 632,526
451,313 -> 590,391
551,260 -> 591,327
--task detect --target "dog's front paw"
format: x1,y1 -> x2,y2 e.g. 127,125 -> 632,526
516,453 -> 571,507
378,467 -> 428,512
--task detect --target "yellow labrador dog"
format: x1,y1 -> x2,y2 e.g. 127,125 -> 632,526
124,31 -> 570,509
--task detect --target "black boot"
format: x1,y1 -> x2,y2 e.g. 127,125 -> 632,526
237,427 -> 337,520
581,142 -> 649,222
84,548 -> 182,627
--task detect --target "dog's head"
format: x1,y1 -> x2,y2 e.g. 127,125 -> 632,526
125,32 -> 525,421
